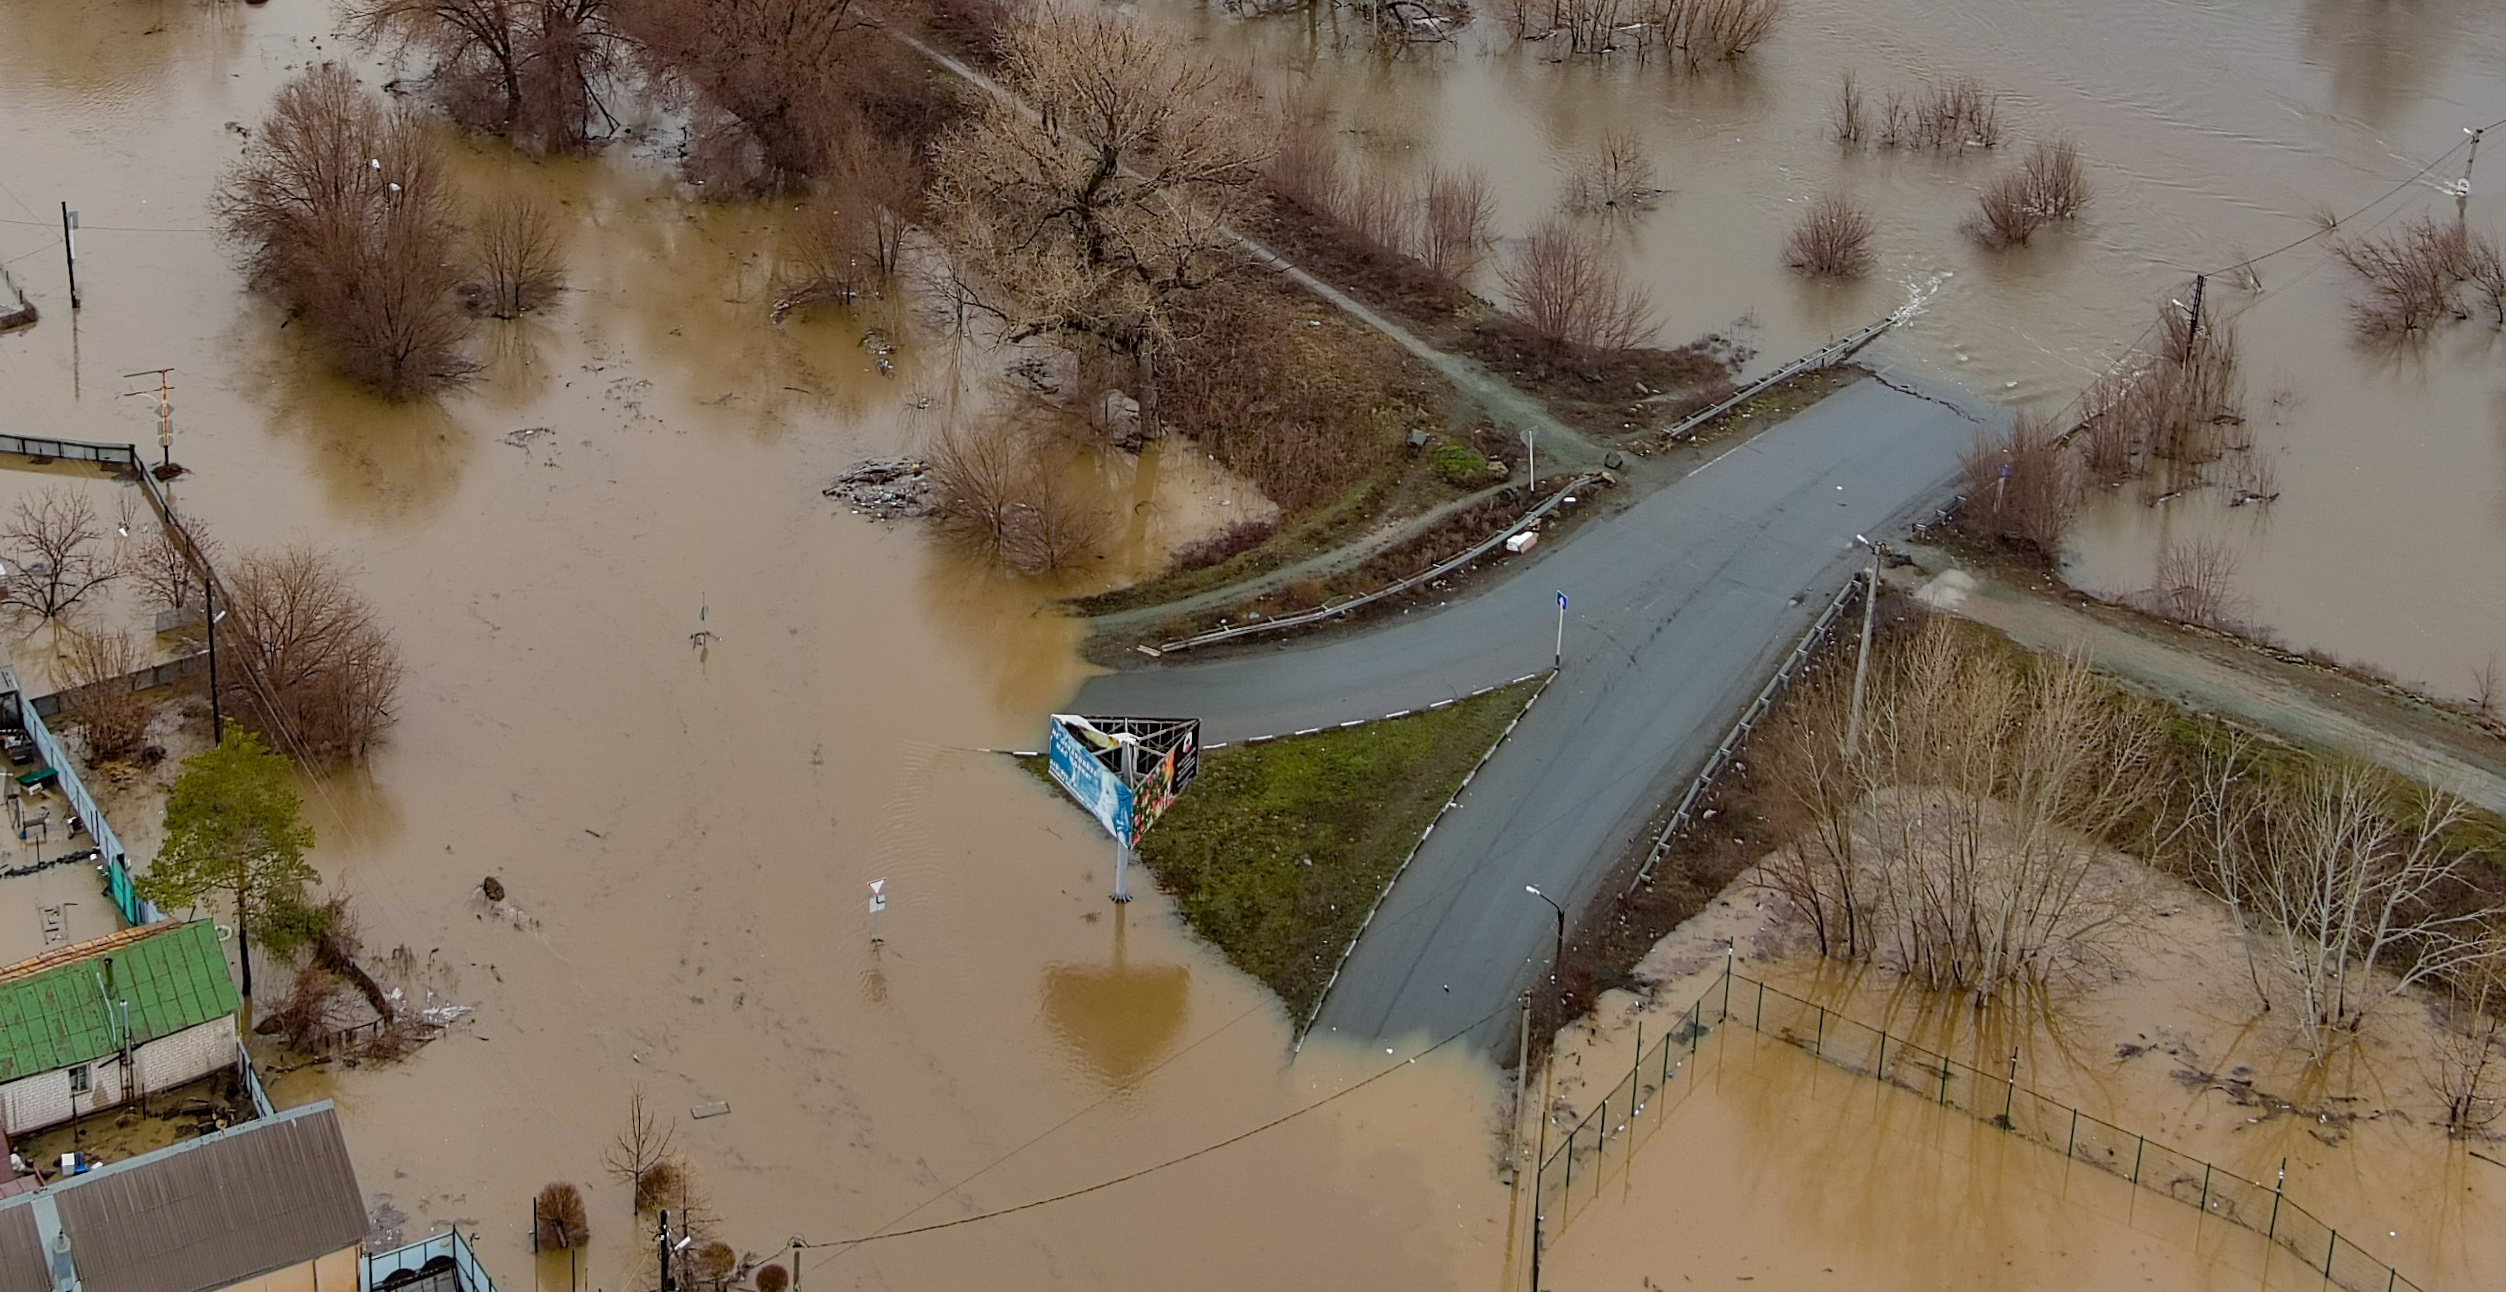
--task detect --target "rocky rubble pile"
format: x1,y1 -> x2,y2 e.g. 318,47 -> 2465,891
826,458 -> 934,519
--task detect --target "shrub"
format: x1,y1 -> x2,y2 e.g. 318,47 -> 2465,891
465,196 -> 565,317
927,418 -> 1110,575
1969,140 -> 2090,248
1784,192 -> 1875,278
61,631 -> 153,763
1497,218 -> 1659,358
534,1182 -> 590,1250
1957,410 -> 2076,557
2336,216 -> 2506,336
1565,132 -> 1660,212
1166,519 -> 1277,575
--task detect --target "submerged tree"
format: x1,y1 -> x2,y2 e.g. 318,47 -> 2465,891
214,65 -> 476,398
931,3 -> 1274,433
345,0 -> 629,151
0,487 -> 125,622
139,727 -> 319,998
222,546 -> 406,764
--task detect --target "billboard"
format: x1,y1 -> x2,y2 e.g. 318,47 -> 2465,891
1045,714 -> 1199,847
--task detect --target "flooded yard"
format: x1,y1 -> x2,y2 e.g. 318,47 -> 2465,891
3,1 -> 2503,1289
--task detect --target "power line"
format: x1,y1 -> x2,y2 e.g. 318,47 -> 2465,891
792,1000 -> 1508,1265
0,217 -> 209,233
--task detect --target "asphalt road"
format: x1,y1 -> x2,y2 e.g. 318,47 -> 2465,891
1073,372 -> 1995,1050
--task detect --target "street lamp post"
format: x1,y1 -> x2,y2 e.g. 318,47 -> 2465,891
1846,535 -> 1881,756
1525,885 -> 1566,999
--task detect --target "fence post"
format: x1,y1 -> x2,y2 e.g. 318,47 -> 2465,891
1755,980 -> 1764,1031
1721,953 -> 1733,1021
2131,1135 -> 2144,1185
1875,1029 -> 1885,1079
2198,1163 -> 2211,1214
2002,1052 -> 2018,1127
2326,1231 -> 2337,1278
1814,1006 -> 1825,1059
2066,1108 -> 2078,1157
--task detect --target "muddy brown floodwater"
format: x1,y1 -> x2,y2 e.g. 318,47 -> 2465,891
6,1 -> 2506,1289
0,6 -> 1512,1291
1150,0 -> 2506,700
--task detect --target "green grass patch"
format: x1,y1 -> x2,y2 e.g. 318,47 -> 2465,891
1131,678 -> 1541,1019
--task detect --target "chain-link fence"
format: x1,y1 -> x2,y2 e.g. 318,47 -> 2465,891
1533,962 -> 2426,1292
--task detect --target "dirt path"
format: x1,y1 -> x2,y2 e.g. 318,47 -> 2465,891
1896,547 -> 2506,819
1086,480 -> 1515,635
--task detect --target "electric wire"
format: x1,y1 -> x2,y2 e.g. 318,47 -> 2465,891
788,999 -> 1508,1265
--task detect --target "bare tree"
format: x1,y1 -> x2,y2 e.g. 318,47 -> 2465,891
60,630 -> 152,763
214,65 -> 476,398
2238,764 -> 2506,1059
1784,192 -> 1875,278
344,0 -> 626,151
2078,293 -> 2244,484
2428,944 -> 2506,1136
0,487 -> 124,622
603,1089 -> 681,1212
622,0 -> 891,194
927,418 -> 1111,575
1957,411 -> 2077,556
1340,169 -> 1417,261
930,3 -> 1273,432
1755,619 -> 2167,997
1830,70 -> 1866,146
128,520 -> 218,622
1498,218 -> 1659,359
1565,132 -> 1661,212
1416,167 -> 1496,286
221,546 -> 404,763
466,195 -> 566,317
1268,97 -> 1343,210
2335,216 -> 2506,337
2134,536 -> 2241,630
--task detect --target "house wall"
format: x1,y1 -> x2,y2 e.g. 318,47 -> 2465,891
0,1015 -> 238,1136
214,1243 -> 359,1292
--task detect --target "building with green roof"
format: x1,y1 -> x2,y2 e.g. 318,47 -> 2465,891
0,921 -> 241,1139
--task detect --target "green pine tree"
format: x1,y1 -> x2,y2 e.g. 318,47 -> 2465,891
138,727 -> 317,996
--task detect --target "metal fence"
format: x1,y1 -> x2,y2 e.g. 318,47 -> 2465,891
20,696 -> 157,926
1628,572 -> 1861,892
364,1228 -> 498,1292
1532,962 -> 2426,1292
1655,314 -> 1896,444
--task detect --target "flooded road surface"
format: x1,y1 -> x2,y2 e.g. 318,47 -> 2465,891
0,5 -> 1512,1290
1150,0 -> 2506,698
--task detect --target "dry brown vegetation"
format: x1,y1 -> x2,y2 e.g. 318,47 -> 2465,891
1968,139 -> 2091,248
1510,0 -> 1783,64
0,487 -> 125,622
1783,192 -> 1875,279
534,1182 -> 591,1249
2130,535 -> 2243,630
621,0 -> 894,194
221,545 -> 405,764
215,66 -> 477,398
465,195 -> 567,317
128,520 -> 218,623
2080,294 -> 2245,489
1834,71 -> 2002,151
1498,218 -> 1659,359
1955,411 -> 2075,557
60,630 -> 153,763
345,0 -> 628,151
2334,215 -> 2506,337
926,417 -> 1110,575
1564,132 -> 1661,212
1159,279 -> 1415,512
773,136 -> 928,315
1754,620 -> 2167,995
932,4 -> 1271,433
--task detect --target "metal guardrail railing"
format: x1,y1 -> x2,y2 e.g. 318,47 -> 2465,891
1627,572 -> 1862,893
1157,475 -> 1601,654
1654,314 -> 1896,444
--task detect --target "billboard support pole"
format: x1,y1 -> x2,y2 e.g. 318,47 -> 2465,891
1111,735 -> 1138,903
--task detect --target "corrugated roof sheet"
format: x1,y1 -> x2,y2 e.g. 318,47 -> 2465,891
0,923 -> 240,1080
0,1104 -> 365,1292
0,1202 -> 42,1292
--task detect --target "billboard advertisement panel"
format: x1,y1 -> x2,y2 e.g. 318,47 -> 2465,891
1048,716 -> 1135,846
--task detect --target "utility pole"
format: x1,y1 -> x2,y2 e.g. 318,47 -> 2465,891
1523,428 -> 1538,493
60,205 -> 77,310
2462,127 -> 2485,226
1845,538 -> 1879,756
1553,591 -> 1566,670
657,1211 -> 676,1292
2187,274 -> 2206,347
122,369 -> 175,469
204,566 -> 220,742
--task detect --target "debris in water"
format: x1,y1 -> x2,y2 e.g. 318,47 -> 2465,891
825,457 -> 935,519
691,1101 -> 732,1119
502,426 -> 554,448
